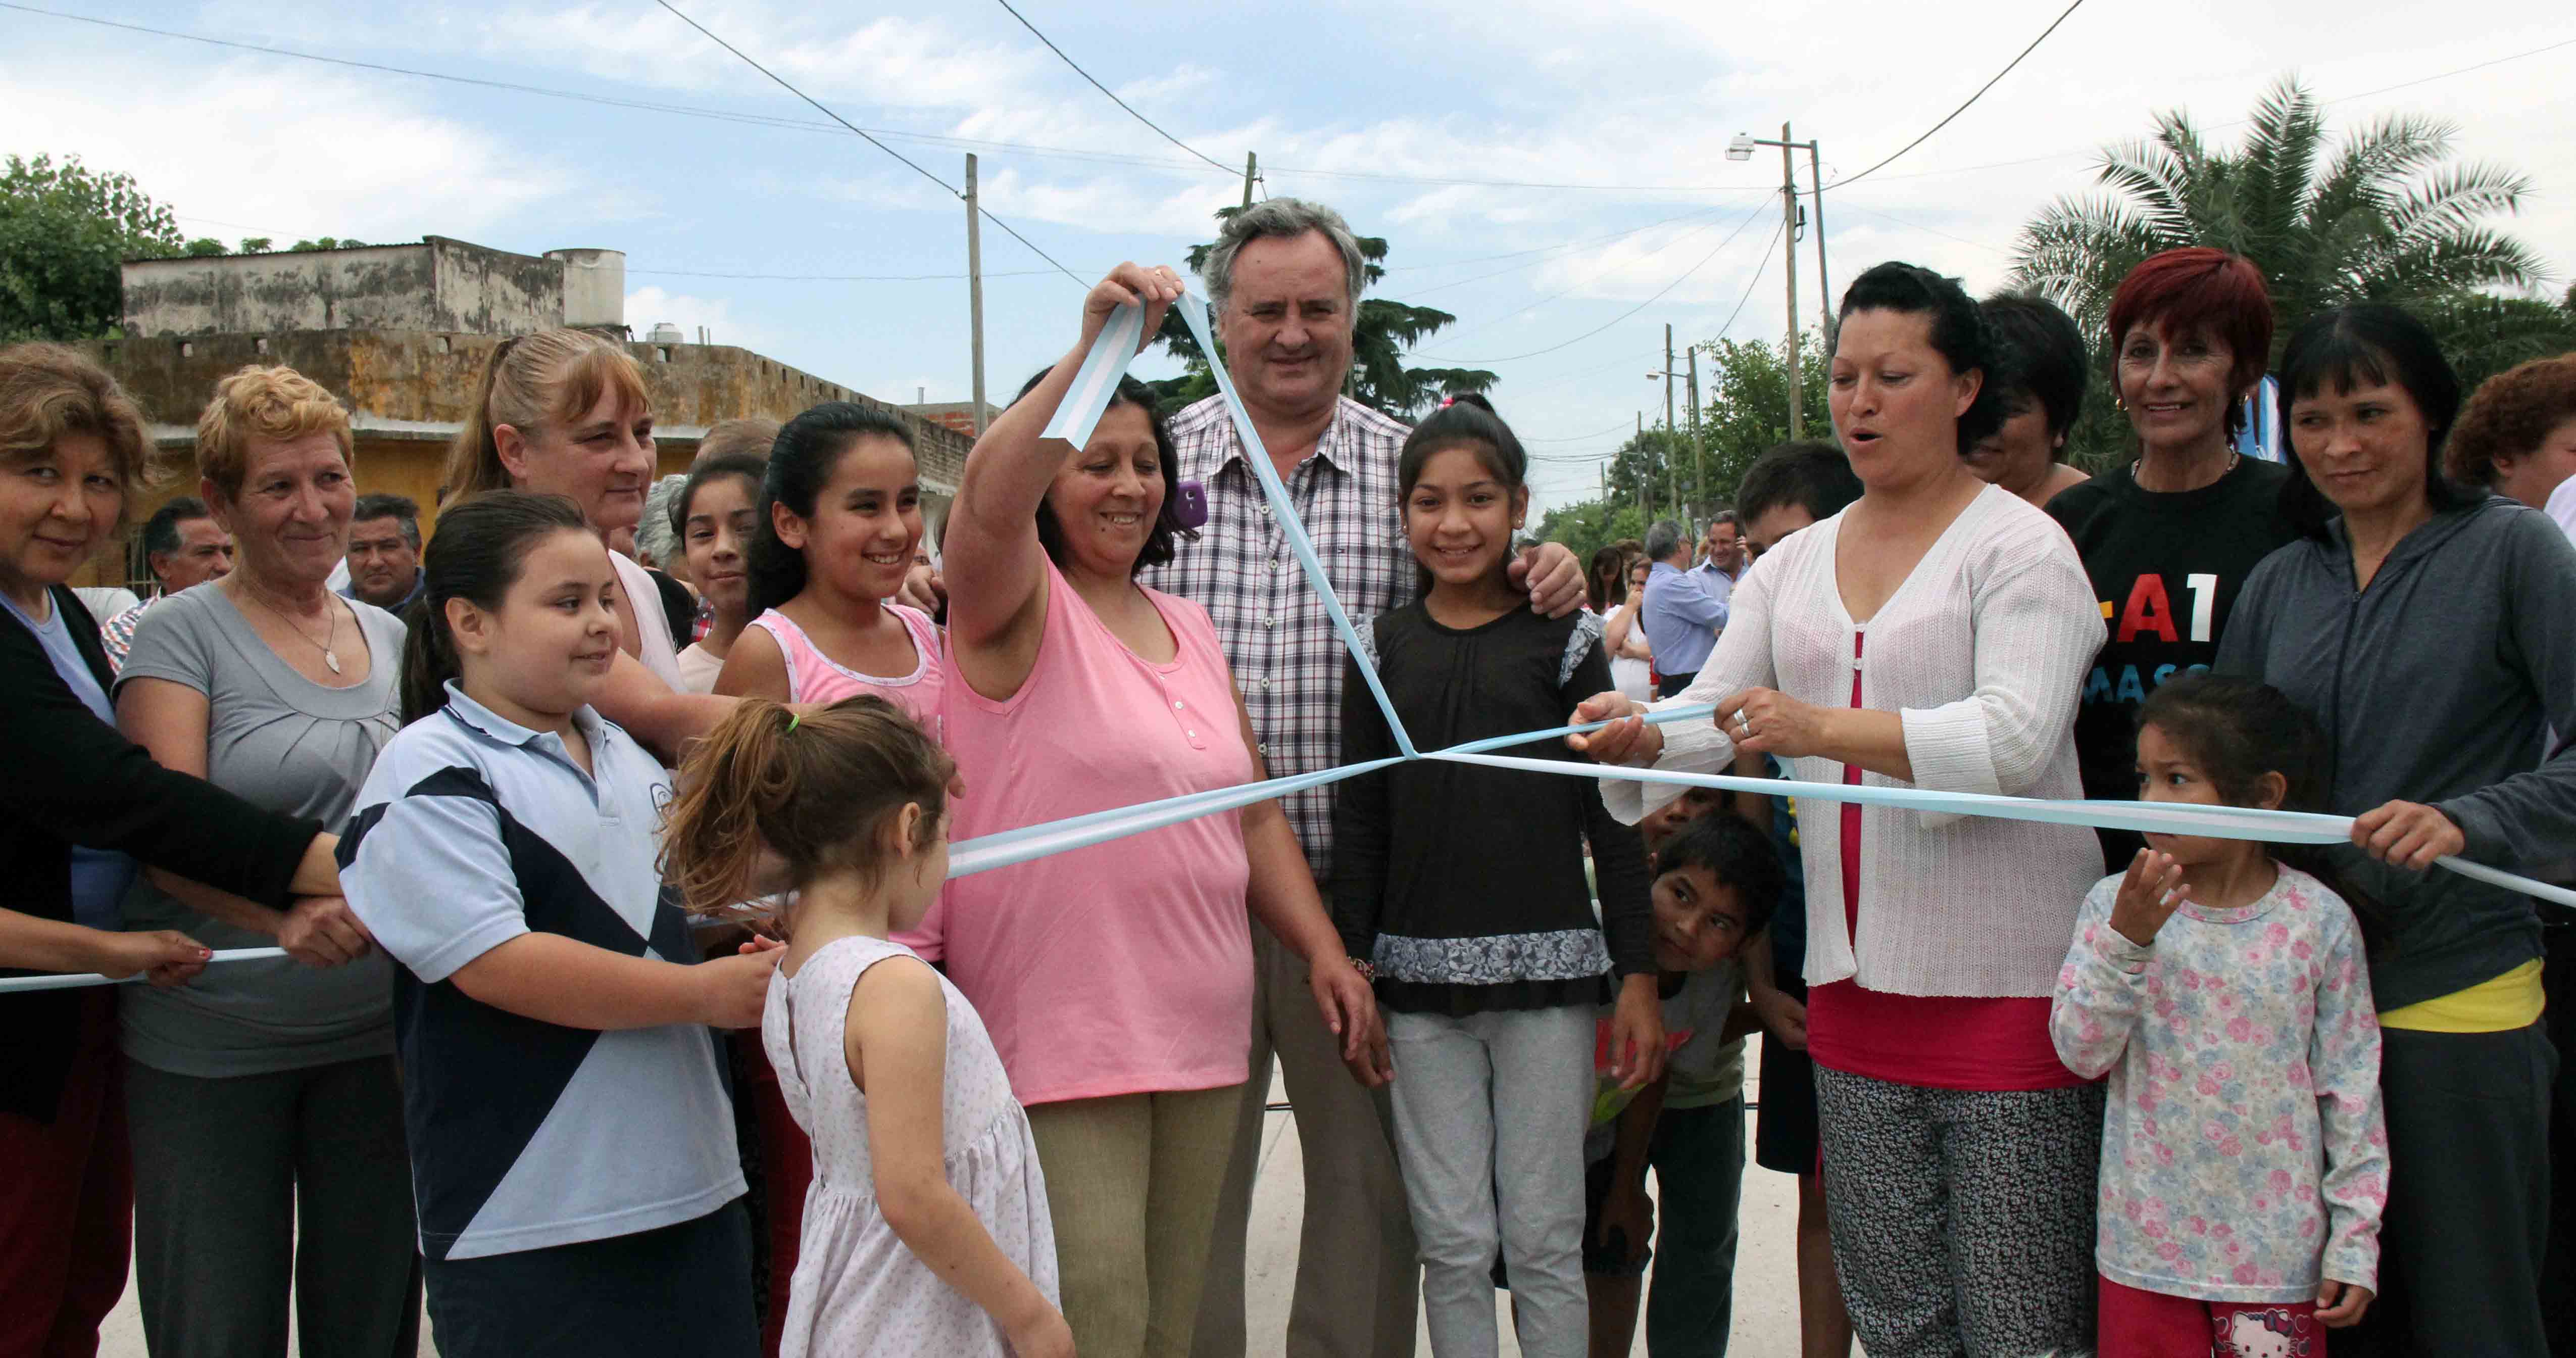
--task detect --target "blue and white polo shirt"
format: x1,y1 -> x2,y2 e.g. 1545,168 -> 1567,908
339,682 -> 743,1262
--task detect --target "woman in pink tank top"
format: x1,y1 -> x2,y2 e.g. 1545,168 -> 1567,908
940,265 -> 1384,1356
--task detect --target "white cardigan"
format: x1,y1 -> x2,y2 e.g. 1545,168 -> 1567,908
1600,485 -> 2105,998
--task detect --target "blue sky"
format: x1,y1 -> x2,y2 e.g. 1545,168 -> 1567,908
6,0 -> 2570,514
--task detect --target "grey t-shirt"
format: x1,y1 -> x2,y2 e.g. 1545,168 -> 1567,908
114,586 -> 405,1078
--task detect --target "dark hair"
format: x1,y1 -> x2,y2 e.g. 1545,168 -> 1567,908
2136,672 -> 2386,950
2275,304 -> 2480,540
1396,392 -> 1529,595
398,491 -> 591,724
1735,439 -> 1860,528
1587,544 -> 1630,609
671,453 -> 768,543
1653,811 -> 1786,939
1708,510 -> 1738,529
1837,261 -> 2010,452
660,695 -> 955,913
2105,249 -> 2273,441
140,496 -> 213,563
2446,354 -> 2576,489
746,403 -> 919,617
350,493 -> 421,547
1011,370 -> 1194,576
1980,292 -> 2089,449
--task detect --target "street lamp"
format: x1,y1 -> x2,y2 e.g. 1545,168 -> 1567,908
1728,123 -> 1834,438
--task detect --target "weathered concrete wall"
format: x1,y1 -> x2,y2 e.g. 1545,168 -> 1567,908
546,249 -> 627,331
120,237 -> 566,338
89,329 -> 969,558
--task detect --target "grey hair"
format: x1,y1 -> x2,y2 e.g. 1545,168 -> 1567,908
1709,510 -> 1738,529
636,474 -> 686,568
1203,198 -> 1367,318
1644,519 -> 1686,562
351,493 -> 422,548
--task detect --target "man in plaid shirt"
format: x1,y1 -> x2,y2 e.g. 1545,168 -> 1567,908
1146,199 -> 1583,1358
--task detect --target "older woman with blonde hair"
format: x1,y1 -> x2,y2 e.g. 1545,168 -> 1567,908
115,365 -> 420,1356
445,327 -> 725,751
0,344 -> 345,1356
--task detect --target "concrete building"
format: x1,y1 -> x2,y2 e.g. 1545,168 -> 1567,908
903,398 -> 1002,439
84,236 -> 967,588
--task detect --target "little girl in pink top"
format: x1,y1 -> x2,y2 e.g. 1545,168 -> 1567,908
710,401 -> 944,1353
937,264 -> 1384,1357
715,403 -> 943,734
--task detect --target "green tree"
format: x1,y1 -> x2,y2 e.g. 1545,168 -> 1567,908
1535,496 -> 1649,567
1143,207 -> 1498,420
2009,77 -> 2550,349
2009,77 -> 2565,463
0,154 -> 184,342
1690,332 -> 1832,505
290,237 -> 367,252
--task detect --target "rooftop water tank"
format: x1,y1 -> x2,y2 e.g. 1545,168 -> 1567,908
648,322 -> 684,344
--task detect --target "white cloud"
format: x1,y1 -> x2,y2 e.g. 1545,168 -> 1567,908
0,59 -> 567,247
624,286 -> 780,355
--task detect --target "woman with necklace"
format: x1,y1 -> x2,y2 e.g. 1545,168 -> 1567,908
114,366 -> 420,1355
2045,248 -> 2300,872
2219,305 -> 2576,1354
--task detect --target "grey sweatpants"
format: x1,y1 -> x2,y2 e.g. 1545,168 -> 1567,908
125,1055 -> 421,1358
1386,1005 -> 1592,1358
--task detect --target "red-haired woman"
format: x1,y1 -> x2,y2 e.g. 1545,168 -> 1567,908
2044,248 -> 2299,871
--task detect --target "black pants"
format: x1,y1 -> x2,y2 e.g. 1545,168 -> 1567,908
424,1201 -> 757,1358
2547,910 -> 2576,1356
1658,670 -> 1698,699
2350,1023 -> 2555,1357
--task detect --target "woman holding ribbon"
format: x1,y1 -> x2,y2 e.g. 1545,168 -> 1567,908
2217,304 -> 2576,1354
937,263 -> 1379,1357
114,365 -> 420,1355
0,344 -> 345,1356
1572,261 -> 2108,1355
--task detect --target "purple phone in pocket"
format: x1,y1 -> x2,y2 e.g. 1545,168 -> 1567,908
1172,479 -> 1209,529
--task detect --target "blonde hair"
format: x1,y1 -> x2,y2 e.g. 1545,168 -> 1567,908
196,365 -> 354,497
0,342 -> 155,522
694,416 -> 780,468
660,696 -> 953,914
445,329 -> 653,502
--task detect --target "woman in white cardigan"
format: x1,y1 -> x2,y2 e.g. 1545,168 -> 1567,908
1573,262 -> 2108,1357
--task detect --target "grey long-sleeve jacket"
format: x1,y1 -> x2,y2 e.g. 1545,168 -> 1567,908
2216,496 -> 2576,1010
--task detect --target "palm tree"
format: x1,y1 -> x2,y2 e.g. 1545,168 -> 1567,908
2009,77 -> 2554,356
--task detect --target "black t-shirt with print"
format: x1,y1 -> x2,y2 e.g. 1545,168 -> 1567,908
2046,456 -> 2297,872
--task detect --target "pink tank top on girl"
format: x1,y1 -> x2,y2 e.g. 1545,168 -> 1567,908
746,604 -> 944,735
933,561 -> 1256,1107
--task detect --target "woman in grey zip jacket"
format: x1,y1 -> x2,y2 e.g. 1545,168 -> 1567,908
2218,304 -> 2576,1354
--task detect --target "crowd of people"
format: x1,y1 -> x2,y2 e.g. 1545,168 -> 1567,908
0,193 -> 2570,1358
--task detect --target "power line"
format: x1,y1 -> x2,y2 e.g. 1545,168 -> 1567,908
988,0 -> 1240,175
0,4 -> 1770,196
1825,0 -> 2092,190
1711,222 -> 1785,342
1385,208 -> 1736,301
1520,419 -> 1635,444
632,267 -> 1062,281
1428,202 -> 1767,349
651,0 -> 1086,286
1427,202 -> 1775,364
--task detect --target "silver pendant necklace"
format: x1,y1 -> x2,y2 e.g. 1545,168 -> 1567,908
249,588 -> 343,674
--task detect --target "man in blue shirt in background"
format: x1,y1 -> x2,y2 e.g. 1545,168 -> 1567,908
1640,519 -> 1727,697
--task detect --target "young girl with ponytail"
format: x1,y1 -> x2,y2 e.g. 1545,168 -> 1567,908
663,696 -> 1067,1358
340,490 -> 776,1357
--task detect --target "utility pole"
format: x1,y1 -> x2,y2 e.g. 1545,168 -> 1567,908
1241,153 -> 1258,210
1808,139 -> 1834,353
1663,323 -> 1679,515
1637,411 -> 1649,519
1686,346 -> 1704,510
1780,122 -> 1803,441
965,154 -> 987,435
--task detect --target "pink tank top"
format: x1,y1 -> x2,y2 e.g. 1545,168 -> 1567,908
933,561 -> 1256,1107
746,604 -> 943,736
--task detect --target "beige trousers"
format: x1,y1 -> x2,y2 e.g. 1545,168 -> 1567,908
1027,1083 -> 1242,1358
1192,930 -> 1419,1358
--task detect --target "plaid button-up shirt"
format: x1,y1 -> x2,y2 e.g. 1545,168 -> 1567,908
1142,394 -> 1415,880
